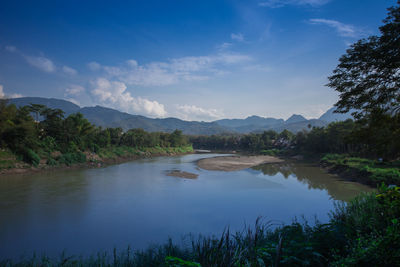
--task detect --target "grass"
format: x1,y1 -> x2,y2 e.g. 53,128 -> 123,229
0,149 -> 22,170
321,153 -> 400,186
2,185 -> 399,266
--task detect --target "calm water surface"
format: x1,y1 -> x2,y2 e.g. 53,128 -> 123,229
0,153 -> 372,259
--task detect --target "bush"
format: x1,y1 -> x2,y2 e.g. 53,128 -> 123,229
46,157 -> 58,166
58,152 -> 86,166
21,148 -> 40,166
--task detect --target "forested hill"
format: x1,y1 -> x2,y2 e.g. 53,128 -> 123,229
9,97 -> 352,134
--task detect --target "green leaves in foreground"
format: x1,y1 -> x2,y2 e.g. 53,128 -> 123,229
165,256 -> 201,267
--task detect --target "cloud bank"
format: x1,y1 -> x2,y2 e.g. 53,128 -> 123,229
91,78 -> 167,117
90,53 -> 252,87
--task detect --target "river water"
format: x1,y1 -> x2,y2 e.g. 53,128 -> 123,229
0,153 -> 372,259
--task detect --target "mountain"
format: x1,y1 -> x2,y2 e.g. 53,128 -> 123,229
79,106 -> 136,128
319,107 -> 354,123
8,97 -> 231,135
216,115 -> 283,128
7,97 -> 351,135
9,97 -> 80,115
285,114 -> 307,124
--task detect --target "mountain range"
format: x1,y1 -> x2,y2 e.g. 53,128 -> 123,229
8,97 -> 353,135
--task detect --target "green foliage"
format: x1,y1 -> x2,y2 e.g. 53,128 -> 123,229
321,153 -> 400,186
327,2 -> 400,118
0,149 -> 18,169
260,149 -> 281,156
165,256 -> 201,267
190,130 -> 291,152
57,152 -> 86,166
46,157 -> 58,166
21,148 -> 40,167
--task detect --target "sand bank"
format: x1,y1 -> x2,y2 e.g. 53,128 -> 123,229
197,155 -> 283,171
166,170 -> 199,179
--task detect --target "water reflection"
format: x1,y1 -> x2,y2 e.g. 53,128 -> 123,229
252,162 -> 373,201
0,154 -> 372,259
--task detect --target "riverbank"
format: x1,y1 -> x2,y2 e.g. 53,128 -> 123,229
0,145 -> 194,176
197,155 -> 284,171
320,153 -> 400,186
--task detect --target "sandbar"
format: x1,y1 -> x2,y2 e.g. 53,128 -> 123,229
197,155 -> 283,171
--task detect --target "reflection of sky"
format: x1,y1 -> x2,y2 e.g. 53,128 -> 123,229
0,154 -> 371,259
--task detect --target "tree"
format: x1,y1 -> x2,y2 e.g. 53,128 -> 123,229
327,1 -> 400,118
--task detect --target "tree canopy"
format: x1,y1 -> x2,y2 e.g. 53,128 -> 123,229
327,1 -> 400,118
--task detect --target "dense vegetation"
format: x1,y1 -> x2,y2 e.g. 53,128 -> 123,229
0,100 -> 191,170
2,185 -> 399,266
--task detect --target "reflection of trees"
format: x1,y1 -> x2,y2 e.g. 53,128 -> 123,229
252,162 -> 373,201
252,164 -> 292,178
0,170 -> 89,235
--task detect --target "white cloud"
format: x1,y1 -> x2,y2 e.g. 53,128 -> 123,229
96,53 -> 251,87
259,0 -> 330,8
25,56 -> 56,72
231,33 -> 244,42
5,45 -> 17,52
65,85 -> 85,96
309,19 -> 360,38
88,61 -> 101,71
62,65 -> 77,75
0,85 -> 22,99
91,78 -> 167,117
217,42 -> 233,51
176,104 -> 224,121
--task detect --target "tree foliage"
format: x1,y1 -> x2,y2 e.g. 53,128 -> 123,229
0,101 -> 189,165
327,1 -> 400,118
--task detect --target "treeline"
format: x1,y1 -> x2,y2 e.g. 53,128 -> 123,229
190,129 -> 294,153
295,112 -> 400,160
0,100 -> 189,166
190,113 -> 400,160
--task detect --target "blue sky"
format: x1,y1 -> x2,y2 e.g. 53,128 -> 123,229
0,0 -> 396,120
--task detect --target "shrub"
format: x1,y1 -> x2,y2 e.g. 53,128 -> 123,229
21,148 -> 40,166
58,152 -> 86,166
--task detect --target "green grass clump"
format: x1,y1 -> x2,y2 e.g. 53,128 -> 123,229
57,152 -> 86,166
21,148 -> 40,167
260,149 -> 281,156
0,149 -> 17,169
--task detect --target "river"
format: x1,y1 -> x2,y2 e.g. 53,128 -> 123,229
0,153 -> 372,259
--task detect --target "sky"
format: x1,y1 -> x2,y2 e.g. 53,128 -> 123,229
0,0 -> 396,121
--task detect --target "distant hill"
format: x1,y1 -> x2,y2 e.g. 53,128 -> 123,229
8,97 -> 231,135
9,97 -> 80,115
216,115 -> 283,128
285,114 -> 307,124
7,97 -> 352,135
319,107 -> 354,123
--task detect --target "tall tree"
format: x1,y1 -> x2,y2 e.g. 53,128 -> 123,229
327,1 -> 400,118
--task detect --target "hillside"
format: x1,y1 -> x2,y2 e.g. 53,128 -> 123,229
8,97 -> 352,135
9,97 -> 80,115
319,107 -> 354,122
